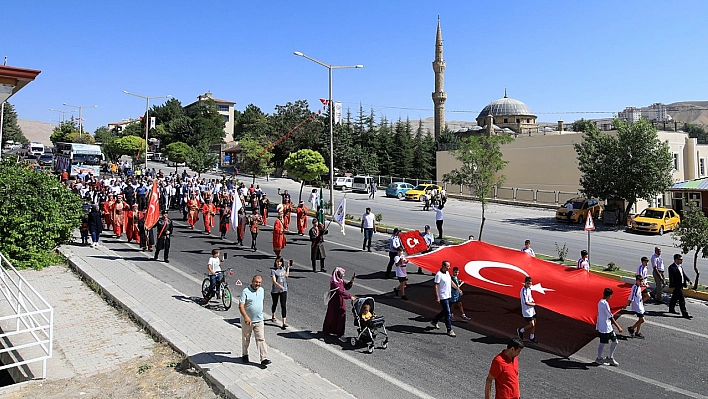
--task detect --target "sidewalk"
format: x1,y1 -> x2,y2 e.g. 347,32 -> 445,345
57,233 -> 356,399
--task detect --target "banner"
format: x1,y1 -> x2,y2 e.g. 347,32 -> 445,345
229,194 -> 242,228
333,196 -> 346,235
398,230 -> 428,255
408,241 -> 631,325
144,180 -> 160,229
334,102 -> 342,124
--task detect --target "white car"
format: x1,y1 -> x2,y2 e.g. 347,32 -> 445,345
334,177 -> 353,190
166,159 -> 186,167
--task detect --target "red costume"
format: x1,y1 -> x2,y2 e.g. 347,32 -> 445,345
272,215 -> 287,257
296,204 -> 309,235
104,197 -> 115,229
126,206 -> 141,244
187,198 -> 200,229
111,199 -> 127,237
202,201 -> 217,233
282,203 -> 292,231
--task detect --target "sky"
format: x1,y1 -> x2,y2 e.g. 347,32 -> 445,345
4,1 -> 708,134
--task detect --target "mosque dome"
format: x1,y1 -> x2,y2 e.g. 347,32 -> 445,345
477,93 -> 535,119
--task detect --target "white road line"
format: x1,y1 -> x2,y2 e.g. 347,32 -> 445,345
644,320 -> 708,340
572,354 -> 708,399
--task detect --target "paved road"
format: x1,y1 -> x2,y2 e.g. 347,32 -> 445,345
102,164 -> 708,398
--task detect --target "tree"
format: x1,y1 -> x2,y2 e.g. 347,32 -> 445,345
574,119 -> 673,223
93,126 -> 114,144
443,133 -> 513,241
672,203 -> 706,290
50,120 -> 77,145
113,136 -> 145,164
283,149 -> 329,201
163,142 -> 191,172
572,118 -> 597,133
186,142 -> 218,177
67,132 -> 95,144
0,159 -> 82,268
239,134 -> 274,184
1,102 -> 27,145
185,98 -> 226,146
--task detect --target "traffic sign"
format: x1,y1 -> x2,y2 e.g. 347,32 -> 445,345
584,213 -> 595,231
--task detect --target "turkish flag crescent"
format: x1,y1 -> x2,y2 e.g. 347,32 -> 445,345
408,241 -> 631,325
144,180 -> 160,230
398,230 -> 429,255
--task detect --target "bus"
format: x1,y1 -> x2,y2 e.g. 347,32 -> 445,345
54,142 -> 104,177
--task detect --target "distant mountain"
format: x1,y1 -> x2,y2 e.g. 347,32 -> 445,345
17,119 -> 54,146
666,101 -> 708,126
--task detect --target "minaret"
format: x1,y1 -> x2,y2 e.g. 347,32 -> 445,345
432,16 -> 447,139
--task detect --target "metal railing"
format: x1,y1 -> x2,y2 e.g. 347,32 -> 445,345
0,252 -> 53,380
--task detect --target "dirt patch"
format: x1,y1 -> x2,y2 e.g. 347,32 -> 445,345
4,343 -> 221,399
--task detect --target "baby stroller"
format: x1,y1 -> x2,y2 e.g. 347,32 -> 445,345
350,297 -> 389,353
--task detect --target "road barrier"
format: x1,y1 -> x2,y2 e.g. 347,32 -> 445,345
0,252 -> 53,381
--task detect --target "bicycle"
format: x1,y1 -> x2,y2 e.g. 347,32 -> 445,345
202,268 -> 234,310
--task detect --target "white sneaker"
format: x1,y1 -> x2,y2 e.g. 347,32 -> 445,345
606,357 -> 619,367
461,315 -> 471,321
594,357 -> 608,365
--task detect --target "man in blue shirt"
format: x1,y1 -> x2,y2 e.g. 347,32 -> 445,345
239,275 -> 271,366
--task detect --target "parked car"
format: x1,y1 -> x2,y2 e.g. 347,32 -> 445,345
150,152 -> 165,162
385,182 -> 414,199
38,153 -> 54,166
405,184 -> 440,201
352,175 -> 374,193
631,207 -> 680,235
556,197 -> 603,224
334,176 -> 353,190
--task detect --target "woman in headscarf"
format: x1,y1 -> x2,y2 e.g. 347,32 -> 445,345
322,267 -> 357,338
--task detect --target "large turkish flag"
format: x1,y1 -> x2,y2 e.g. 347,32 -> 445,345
144,180 -> 160,230
398,230 -> 429,255
408,241 -> 631,325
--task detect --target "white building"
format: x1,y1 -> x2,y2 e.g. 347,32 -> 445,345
618,107 -> 642,123
642,102 -> 671,122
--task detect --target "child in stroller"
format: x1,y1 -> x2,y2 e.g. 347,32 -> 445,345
351,297 -> 389,353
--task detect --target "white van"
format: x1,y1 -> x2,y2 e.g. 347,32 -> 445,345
334,176 -> 353,190
352,175 -> 373,193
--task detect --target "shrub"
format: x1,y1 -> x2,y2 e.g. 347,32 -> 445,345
604,262 -> 618,272
554,242 -> 569,262
0,159 -> 82,269
375,213 -> 383,222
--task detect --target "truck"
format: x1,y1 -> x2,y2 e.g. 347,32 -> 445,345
54,142 -> 104,177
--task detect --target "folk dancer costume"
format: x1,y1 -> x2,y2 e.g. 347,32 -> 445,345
219,202 -> 232,239
103,194 -> 115,230
111,196 -> 128,238
126,204 -> 141,244
272,211 -> 287,257
296,201 -> 309,236
309,219 -> 328,272
249,211 -> 262,251
236,208 -> 247,246
138,209 -> 155,252
260,194 -> 270,226
282,200 -> 293,232
153,212 -> 173,262
186,195 -> 201,229
202,197 -> 217,234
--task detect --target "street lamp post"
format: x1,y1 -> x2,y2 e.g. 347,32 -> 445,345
122,91 -> 172,171
49,108 -> 76,124
293,51 -> 363,215
62,103 -> 97,137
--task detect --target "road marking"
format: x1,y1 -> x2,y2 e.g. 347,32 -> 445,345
572,354 -> 708,399
644,320 -> 708,340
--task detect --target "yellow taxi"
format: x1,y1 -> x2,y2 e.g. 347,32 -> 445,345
405,184 -> 440,201
555,197 -> 603,224
631,207 -> 680,235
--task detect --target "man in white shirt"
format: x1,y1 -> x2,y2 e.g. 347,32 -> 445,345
595,288 -> 622,366
385,229 -> 402,279
651,247 -> 665,303
566,201 -> 574,223
520,240 -> 535,257
360,207 -> 377,252
517,277 -> 538,344
577,250 -> 589,271
430,261 -> 455,337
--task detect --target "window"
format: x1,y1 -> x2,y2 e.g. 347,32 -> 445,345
516,118 -> 520,123
217,104 -> 230,112
673,153 -> 679,170
222,115 -> 230,122
503,118 -> 508,123
701,158 -> 705,176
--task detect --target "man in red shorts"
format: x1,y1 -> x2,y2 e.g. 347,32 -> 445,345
485,337 -> 524,399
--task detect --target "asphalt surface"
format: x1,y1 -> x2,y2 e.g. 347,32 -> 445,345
96,164 -> 708,398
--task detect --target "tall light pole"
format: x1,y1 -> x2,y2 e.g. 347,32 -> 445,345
62,103 -> 97,137
122,91 -> 172,171
293,51 -> 363,214
49,108 -> 76,123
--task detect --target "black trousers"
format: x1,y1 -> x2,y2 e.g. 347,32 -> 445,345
436,220 -> 443,238
271,291 -> 288,318
154,236 -> 170,260
251,232 -> 258,249
386,252 -> 396,277
669,286 -> 688,315
312,258 -> 325,271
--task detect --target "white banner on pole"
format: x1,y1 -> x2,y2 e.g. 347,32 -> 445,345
334,102 -> 342,125
150,116 -> 156,129
333,196 -> 346,235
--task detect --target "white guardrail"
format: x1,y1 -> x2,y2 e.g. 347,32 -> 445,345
0,252 -> 53,380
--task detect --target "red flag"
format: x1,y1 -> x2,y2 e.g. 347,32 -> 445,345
398,230 -> 429,255
144,180 -> 160,229
408,241 -> 631,325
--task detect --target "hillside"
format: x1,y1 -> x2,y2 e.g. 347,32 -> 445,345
17,119 -> 54,146
666,101 -> 708,126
